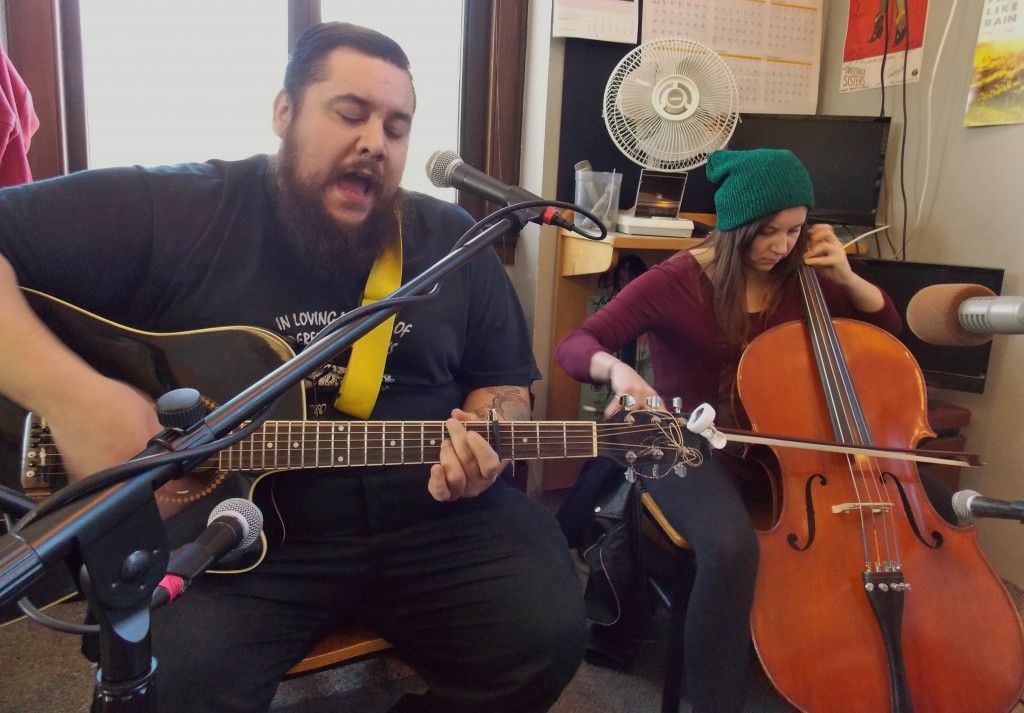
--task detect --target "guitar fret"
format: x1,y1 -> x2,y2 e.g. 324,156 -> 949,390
252,425 -> 260,470
383,422 -> 401,464
340,423 -> 351,466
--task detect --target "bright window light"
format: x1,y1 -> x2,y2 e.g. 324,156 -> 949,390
321,1 -> 464,200
80,2 -> 287,168
80,2 -> 464,202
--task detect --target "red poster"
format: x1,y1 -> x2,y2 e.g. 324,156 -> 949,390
841,0 -> 930,92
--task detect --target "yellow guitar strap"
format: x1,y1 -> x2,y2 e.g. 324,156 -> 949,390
333,212 -> 403,419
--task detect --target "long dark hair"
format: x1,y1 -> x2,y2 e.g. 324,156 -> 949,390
283,22 -> 414,109
696,216 -> 809,346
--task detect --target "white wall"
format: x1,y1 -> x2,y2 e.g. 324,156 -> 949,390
820,0 -> 1024,585
519,0 -> 1024,583
515,0 -> 564,424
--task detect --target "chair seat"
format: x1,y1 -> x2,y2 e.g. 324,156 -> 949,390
285,627 -> 391,678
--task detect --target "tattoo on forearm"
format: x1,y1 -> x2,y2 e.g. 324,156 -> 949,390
470,387 -> 531,421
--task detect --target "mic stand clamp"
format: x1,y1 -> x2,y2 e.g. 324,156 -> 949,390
77,478 -> 169,712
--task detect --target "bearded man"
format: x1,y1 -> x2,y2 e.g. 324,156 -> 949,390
0,22 -> 585,713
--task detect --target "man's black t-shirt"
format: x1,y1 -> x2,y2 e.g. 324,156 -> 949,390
0,155 -> 540,530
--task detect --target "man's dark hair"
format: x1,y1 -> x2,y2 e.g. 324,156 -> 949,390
283,22 -> 414,107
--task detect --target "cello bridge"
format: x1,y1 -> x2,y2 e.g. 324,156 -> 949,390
831,501 -> 893,515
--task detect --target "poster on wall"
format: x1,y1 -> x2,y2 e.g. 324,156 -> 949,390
964,0 -> 1024,127
841,0 -> 929,92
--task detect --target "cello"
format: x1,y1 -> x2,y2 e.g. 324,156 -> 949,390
737,263 -> 1024,712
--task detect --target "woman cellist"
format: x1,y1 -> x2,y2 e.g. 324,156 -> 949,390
555,148 -> 958,711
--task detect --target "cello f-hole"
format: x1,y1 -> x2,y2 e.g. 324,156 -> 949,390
787,473 -> 827,552
880,472 -> 944,549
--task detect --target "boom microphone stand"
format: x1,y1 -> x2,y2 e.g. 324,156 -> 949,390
0,201 -> 596,712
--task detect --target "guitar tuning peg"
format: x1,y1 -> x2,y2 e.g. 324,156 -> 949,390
673,464 -> 687,478
619,394 -> 636,410
624,467 -> 636,483
671,397 -> 683,414
650,464 -> 660,478
646,395 -> 663,410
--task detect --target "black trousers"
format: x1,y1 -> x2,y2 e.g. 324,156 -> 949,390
645,455 -> 760,713
150,482 -> 586,713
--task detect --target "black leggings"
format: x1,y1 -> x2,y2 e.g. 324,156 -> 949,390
644,455 -> 760,713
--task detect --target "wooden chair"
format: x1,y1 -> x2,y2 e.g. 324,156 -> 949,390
284,626 -> 391,679
640,491 -> 695,713
641,488 -> 776,713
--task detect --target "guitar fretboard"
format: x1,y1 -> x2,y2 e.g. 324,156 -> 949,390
217,420 -> 598,471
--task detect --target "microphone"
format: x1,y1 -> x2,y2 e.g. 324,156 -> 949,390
152,498 -> 263,607
906,283 -> 1024,346
951,489 -> 1024,523
425,150 -> 573,229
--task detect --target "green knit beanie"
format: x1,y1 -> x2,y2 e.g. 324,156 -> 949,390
705,149 -> 815,231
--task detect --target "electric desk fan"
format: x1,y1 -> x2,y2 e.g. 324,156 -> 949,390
602,38 -> 740,236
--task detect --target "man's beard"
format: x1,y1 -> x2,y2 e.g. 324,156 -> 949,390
269,138 -> 400,283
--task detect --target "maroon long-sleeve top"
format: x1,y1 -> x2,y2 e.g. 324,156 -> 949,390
556,251 -> 903,417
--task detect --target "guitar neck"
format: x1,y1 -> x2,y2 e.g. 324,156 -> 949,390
217,420 -> 599,471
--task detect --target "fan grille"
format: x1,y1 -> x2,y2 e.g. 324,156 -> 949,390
603,38 -> 739,172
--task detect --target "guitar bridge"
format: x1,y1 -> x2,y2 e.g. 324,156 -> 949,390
20,412 -> 55,498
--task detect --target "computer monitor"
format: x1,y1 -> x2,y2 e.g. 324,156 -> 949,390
852,258 -> 1005,394
681,114 -> 891,227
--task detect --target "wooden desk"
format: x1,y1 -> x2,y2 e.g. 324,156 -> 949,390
544,226 -> 704,490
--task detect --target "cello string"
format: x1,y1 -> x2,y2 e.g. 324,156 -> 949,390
800,266 -> 898,568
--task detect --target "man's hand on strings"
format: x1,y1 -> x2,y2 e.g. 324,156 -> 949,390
428,408 -> 509,501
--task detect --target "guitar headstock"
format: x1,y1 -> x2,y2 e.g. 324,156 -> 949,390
595,409 -> 705,482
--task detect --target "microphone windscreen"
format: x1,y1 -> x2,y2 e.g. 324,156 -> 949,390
905,283 -> 996,347
425,150 -> 460,189
951,489 -> 980,520
208,497 -> 263,550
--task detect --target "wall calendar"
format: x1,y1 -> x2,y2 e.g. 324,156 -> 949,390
642,0 -> 823,114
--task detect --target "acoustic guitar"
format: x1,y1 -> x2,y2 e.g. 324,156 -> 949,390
2,289 -> 704,573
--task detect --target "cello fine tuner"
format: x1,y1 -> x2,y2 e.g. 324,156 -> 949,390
864,582 -> 911,593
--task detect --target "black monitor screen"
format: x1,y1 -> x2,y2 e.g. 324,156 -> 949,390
852,258 -> 1005,394
681,114 -> 891,227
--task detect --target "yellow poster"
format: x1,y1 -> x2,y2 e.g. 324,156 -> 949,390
965,0 -> 1024,127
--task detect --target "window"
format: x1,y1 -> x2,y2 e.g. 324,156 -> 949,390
77,1 -> 462,200
79,2 -> 286,168
10,0 -> 527,260
320,2 -> 464,200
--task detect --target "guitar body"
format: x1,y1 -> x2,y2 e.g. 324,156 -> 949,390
0,289 -> 304,557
